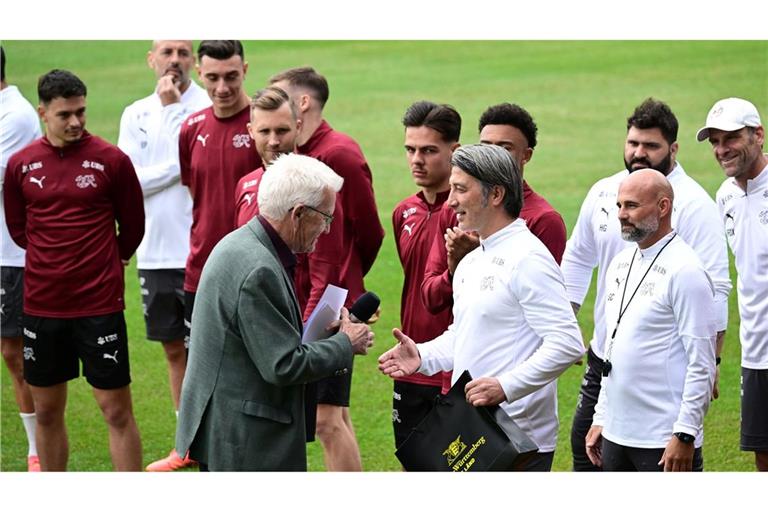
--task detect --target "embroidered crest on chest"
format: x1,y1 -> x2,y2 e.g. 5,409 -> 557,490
480,275 -> 495,291
232,133 -> 251,148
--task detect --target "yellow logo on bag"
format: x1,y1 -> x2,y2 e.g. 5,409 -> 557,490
443,436 -> 467,466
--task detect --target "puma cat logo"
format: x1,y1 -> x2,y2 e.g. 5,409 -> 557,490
197,134 -> 210,147
30,176 -> 46,189
103,350 -> 119,364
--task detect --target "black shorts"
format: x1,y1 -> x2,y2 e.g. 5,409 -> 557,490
316,358 -> 354,407
392,380 -> 441,448
22,312 -> 131,389
138,269 -> 185,342
741,367 -> 768,451
1,266 -> 24,338
184,291 -> 196,349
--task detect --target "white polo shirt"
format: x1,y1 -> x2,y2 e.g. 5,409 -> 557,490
593,232 -> 717,448
716,162 -> 768,369
1,85 -> 41,267
561,163 -> 731,359
417,218 -> 585,452
118,81 -> 211,269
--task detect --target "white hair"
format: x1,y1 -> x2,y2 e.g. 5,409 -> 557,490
258,153 -> 343,220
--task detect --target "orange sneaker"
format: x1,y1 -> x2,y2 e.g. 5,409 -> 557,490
27,455 -> 41,472
145,449 -> 197,472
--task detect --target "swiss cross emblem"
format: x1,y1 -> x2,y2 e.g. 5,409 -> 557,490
75,174 -> 97,188
232,133 -> 251,148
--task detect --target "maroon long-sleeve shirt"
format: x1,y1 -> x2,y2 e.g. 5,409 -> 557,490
393,190 -> 453,388
179,105 -> 262,293
3,132 -> 144,317
296,120 -> 384,319
234,166 -> 265,229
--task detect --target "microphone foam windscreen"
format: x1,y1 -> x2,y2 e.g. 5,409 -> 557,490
349,291 -> 380,323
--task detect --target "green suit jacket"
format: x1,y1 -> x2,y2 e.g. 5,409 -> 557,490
175,218 -> 354,471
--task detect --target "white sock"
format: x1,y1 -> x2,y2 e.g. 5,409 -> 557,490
19,412 -> 37,457
175,410 -> 179,419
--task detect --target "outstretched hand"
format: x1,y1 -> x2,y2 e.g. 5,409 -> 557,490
377,328 -> 421,378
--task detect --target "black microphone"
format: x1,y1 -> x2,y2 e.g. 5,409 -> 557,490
349,291 -> 380,323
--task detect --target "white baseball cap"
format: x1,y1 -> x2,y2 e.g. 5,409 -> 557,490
696,97 -> 762,141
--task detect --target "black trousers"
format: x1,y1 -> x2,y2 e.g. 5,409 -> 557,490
602,437 -> 703,471
517,451 -> 555,472
570,346 -> 604,471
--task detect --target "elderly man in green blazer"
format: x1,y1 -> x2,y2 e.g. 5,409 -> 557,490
175,154 -> 374,471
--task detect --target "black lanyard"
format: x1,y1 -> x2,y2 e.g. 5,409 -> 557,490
603,233 -> 677,377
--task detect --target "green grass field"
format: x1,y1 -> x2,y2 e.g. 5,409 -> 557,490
1,40 -> 766,472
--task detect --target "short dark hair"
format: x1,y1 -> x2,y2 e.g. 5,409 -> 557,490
269,66 -> 329,108
402,100 -> 461,143
1,46 -> 6,82
197,40 -> 244,62
627,98 -> 678,144
37,69 -> 87,105
478,103 -> 538,149
452,144 -> 523,218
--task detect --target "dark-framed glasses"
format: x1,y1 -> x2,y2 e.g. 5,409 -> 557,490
303,204 -> 334,226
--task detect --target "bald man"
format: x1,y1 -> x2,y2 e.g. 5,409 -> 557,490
118,40 -> 211,471
585,169 -> 717,472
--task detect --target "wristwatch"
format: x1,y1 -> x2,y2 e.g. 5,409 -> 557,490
674,432 -> 695,444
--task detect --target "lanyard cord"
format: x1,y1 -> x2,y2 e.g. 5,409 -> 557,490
603,233 -> 677,375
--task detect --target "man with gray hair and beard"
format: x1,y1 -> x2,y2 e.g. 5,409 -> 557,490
562,98 -> 730,471
175,153 -> 374,471
378,144 -> 584,471
585,169 -> 717,472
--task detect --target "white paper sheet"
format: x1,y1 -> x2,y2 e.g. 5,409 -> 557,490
301,284 -> 348,343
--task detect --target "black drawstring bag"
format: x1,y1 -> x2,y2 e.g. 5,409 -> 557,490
395,370 -> 539,471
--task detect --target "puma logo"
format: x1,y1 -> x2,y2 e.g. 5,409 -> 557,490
403,223 -> 414,236
600,207 -> 609,217
197,134 -> 210,147
103,350 -> 119,364
244,193 -> 254,206
30,176 -> 46,189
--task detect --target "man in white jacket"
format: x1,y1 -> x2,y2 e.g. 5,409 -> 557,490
378,144 -> 585,471
697,97 -> 768,471
117,40 -> 211,471
585,169 -> 716,472
562,98 -> 730,471
1,44 -> 42,471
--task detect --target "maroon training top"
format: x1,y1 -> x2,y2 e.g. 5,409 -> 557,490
234,167 -> 265,228
393,190 -> 452,388
3,132 -> 145,317
179,105 -> 262,292
295,120 -> 384,319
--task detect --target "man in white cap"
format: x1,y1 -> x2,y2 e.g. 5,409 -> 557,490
697,97 -> 768,471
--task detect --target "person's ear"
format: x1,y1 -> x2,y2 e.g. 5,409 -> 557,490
521,147 -> 533,166
298,93 -> 311,113
658,196 -> 672,217
492,185 -> 506,206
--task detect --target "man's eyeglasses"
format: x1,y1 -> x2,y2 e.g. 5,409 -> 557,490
303,204 -> 334,227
